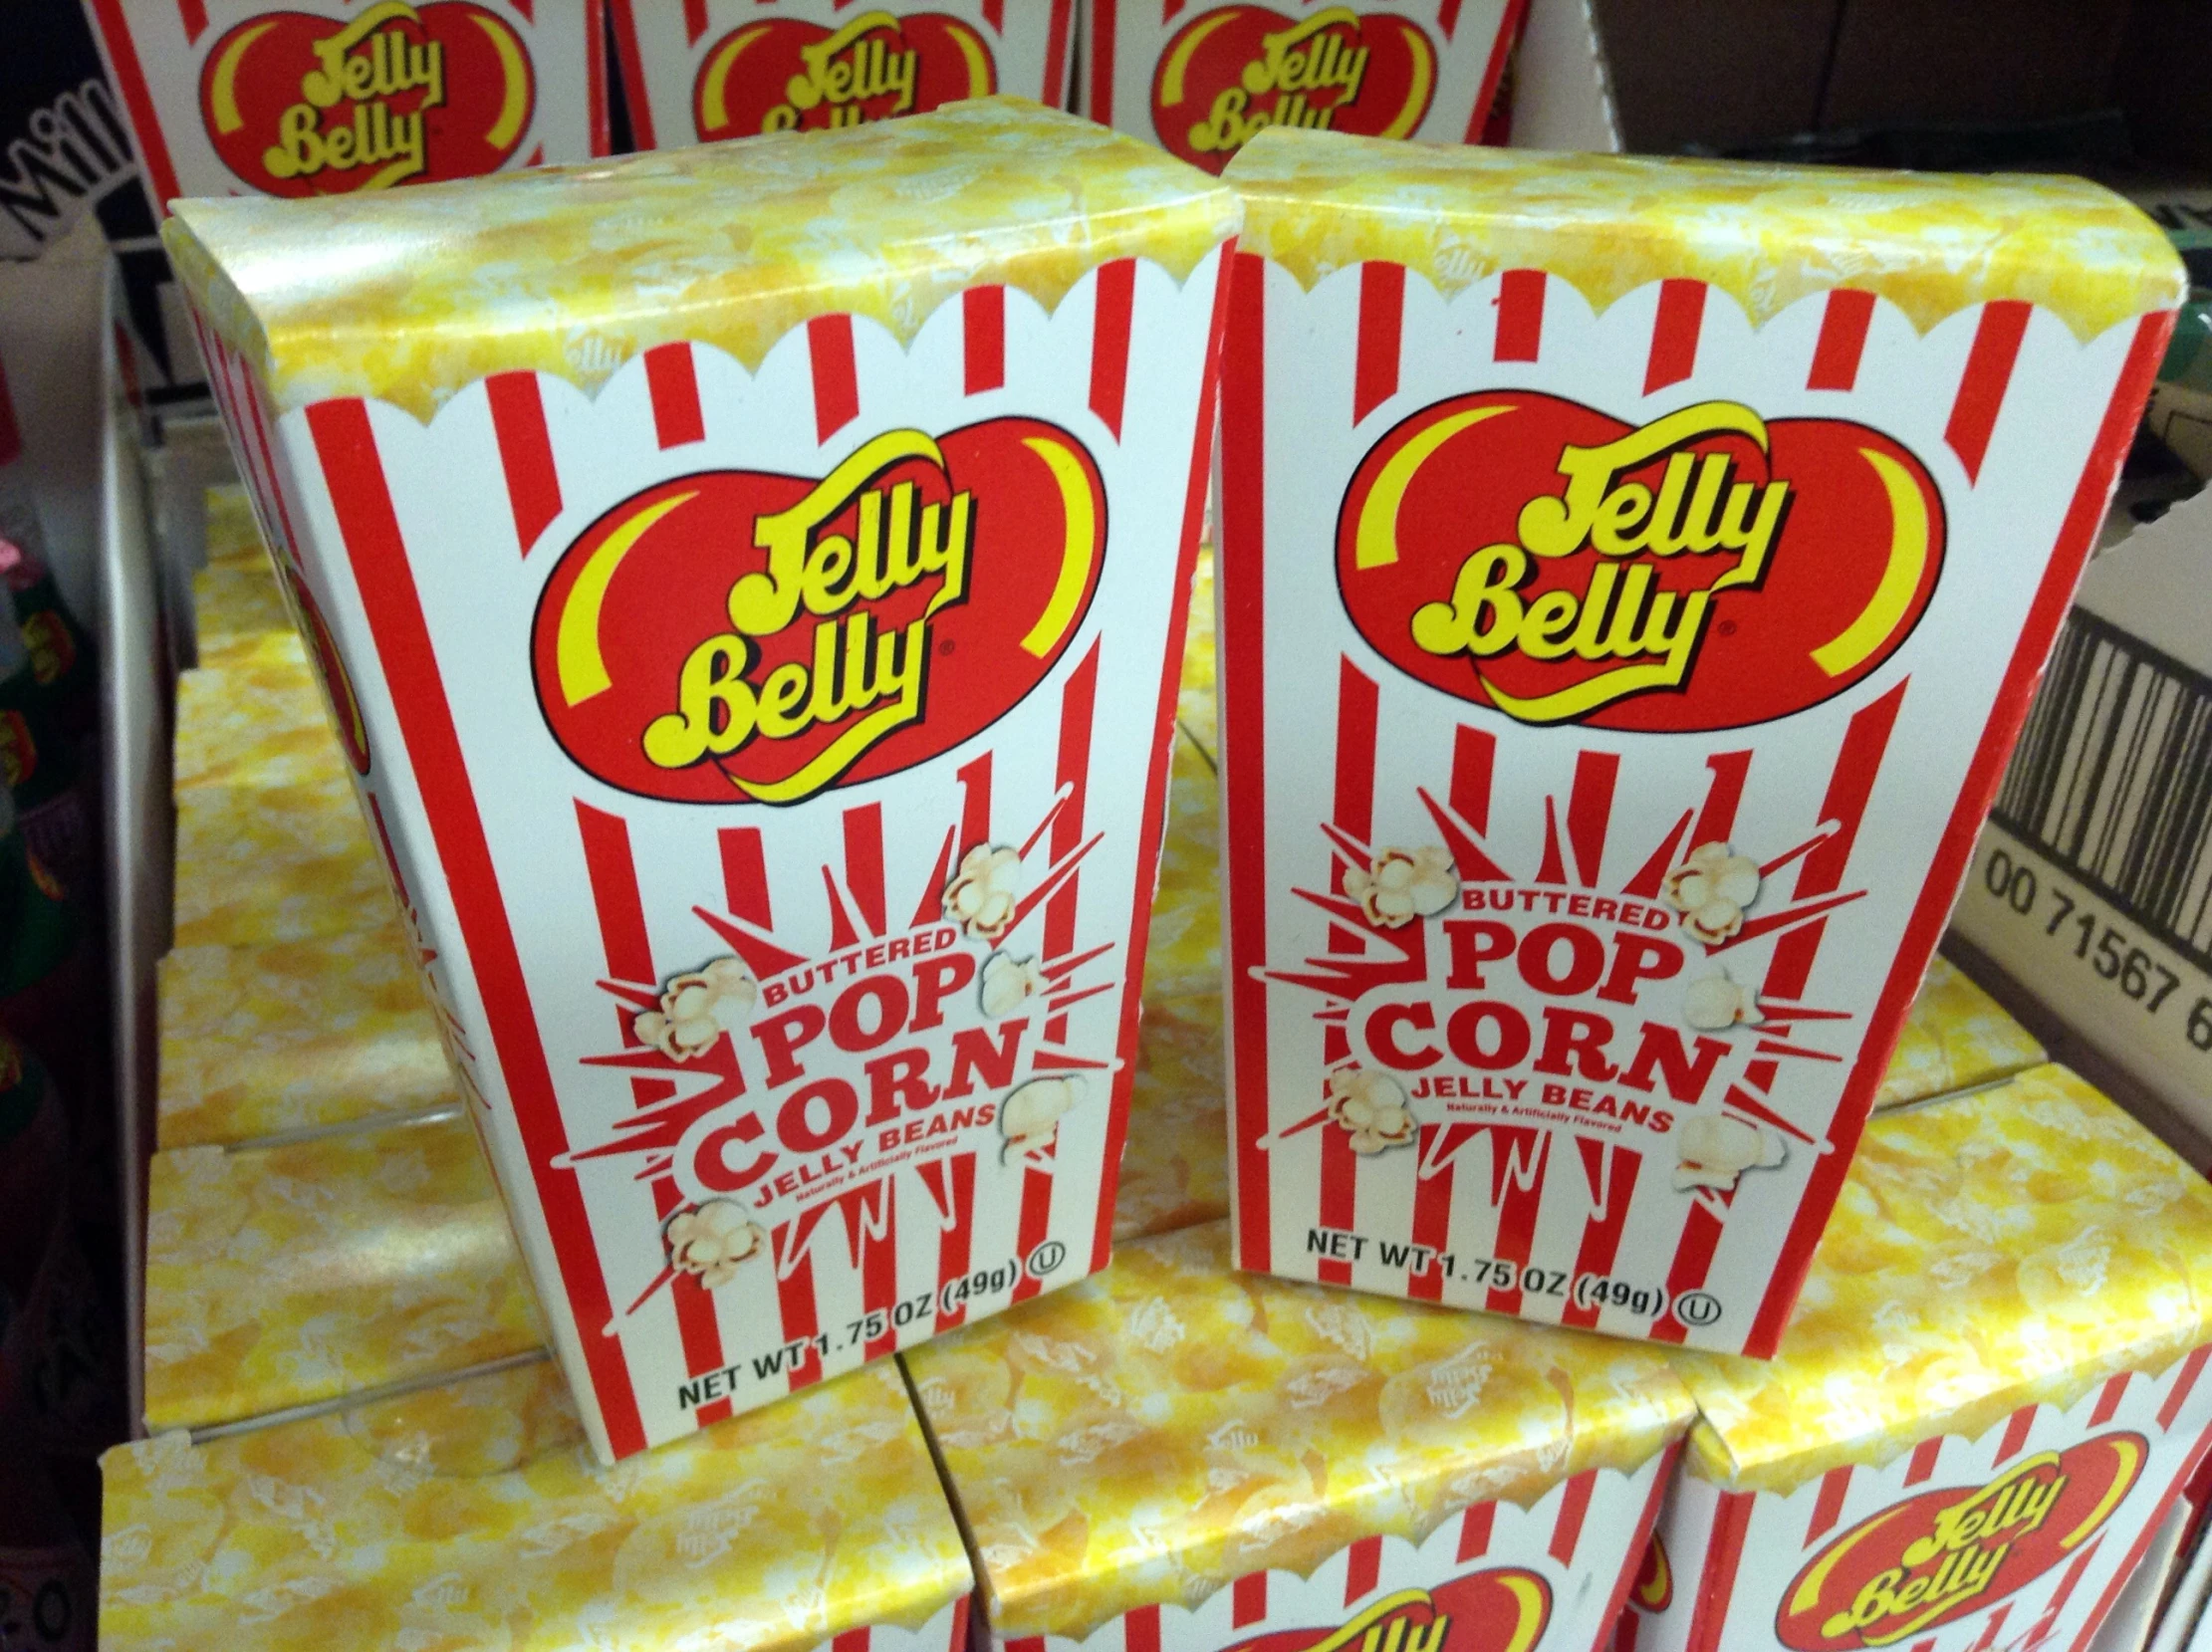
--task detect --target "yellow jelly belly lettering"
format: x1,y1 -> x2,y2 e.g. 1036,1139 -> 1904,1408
264,2 -> 443,189
640,429 -> 969,799
1393,402 -> 1788,723
768,12 -> 920,131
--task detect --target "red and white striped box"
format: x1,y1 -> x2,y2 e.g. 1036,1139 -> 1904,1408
1215,130 -> 2185,1357
1616,1066 -> 2212,1652
905,1220 -> 1697,1652
161,100 -> 1240,1462
1080,0 -> 1523,176
80,0 -> 607,207
610,1 -> 1074,150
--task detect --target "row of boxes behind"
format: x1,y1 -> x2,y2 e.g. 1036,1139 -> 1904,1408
80,0 -> 1523,207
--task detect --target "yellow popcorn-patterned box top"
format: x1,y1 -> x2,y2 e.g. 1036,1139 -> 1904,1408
1225,130 -> 2185,340
173,631 -> 349,795
1872,954 -> 2045,1110
102,1358 -> 972,1652
191,557 -> 291,653
164,98 -> 1243,422
158,921 -> 454,1149
170,765 -> 393,949
143,1111 -> 538,1433
905,1220 -> 1693,1640
1670,1064 -> 2212,1496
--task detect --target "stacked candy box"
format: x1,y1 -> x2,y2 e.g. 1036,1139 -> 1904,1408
142,1113 -> 538,1433
611,0 -> 1074,150
906,1218 -> 1696,1652
1621,1064 -> 2212,1652
165,95 -> 1241,1462
1214,130 -> 2181,1353
102,1358 -> 974,1652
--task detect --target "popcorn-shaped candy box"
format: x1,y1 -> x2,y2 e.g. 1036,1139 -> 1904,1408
611,0 -> 1073,152
906,1219 -> 1695,1652
1082,0 -> 1523,177
165,99 -> 1240,1461
101,1357 -> 974,1651
82,0 -> 607,207
1622,1065 -> 2212,1652
1216,130 -> 2184,1356
1872,954 -> 2043,1110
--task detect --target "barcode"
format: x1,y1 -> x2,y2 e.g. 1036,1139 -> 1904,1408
1993,609 -> 2212,977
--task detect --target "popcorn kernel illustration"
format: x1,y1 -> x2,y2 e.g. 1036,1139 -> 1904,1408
664,1199 -> 768,1290
634,956 -> 758,1062
1326,1067 -> 1418,1155
1663,841 -> 1762,946
1682,967 -> 1764,1032
1343,845 -> 1459,929
980,950 -> 1049,1019
1673,1113 -> 1786,1192
1001,1075 -> 1085,1161
945,844 -> 1022,942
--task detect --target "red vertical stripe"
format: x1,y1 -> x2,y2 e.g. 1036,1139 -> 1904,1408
1561,1144 -> 1639,1327
859,1190 -> 900,1361
1317,1130 -> 1357,1289
1123,1605 -> 1161,1652
964,286 -> 1006,394
609,0 -> 656,149
1457,1503 -> 1495,1560
486,372 -> 563,553
1494,269 -> 1546,362
931,1152 -> 978,1333
1945,301 -> 2032,483
1484,1129 -> 1548,1316
844,805 -> 886,936
1011,1163 -> 1055,1303
1222,251 -> 1274,1274
1995,1404 -> 2038,1464
1232,1574 -> 1268,1627
1904,1437 -> 1943,1486
1682,1493 -> 1754,1652
584,0 -> 609,155
809,316 -> 860,442
1595,1444 -> 1683,1652
1436,0 -> 1461,38
719,827 -> 773,929
1408,1158 -> 1453,1302
1808,290 -> 1876,391
644,345 -> 705,448
1548,1471 -> 1596,1565
1650,1199 -> 1725,1345
683,0 -> 708,44
2090,1371 -> 2130,1427
1566,750 -> 1617,887
574,804 -> 732,1423
1345,1534 -> 1382,1604
176,0 -> 208,41
576,803 -> 654,979
1089,260 -> 1136,440
1353,262 -> 1405,424
775,1240 -> 823,1391
1644,281 -> 1706,394
834,1631 -> 869,1652
1967,1606 -> 2010,1652
1807,1467 -> 1852,1543
2160,1344 -> 2212,1431
1451,725 -> 1496,832
307,401 -> 644,1458
1465,0 -> 1528,140
1045,641 -> 1102,1041
1043,0 -> 1073,107
982,0 -> 1003,28
1089,0 -> 1117,121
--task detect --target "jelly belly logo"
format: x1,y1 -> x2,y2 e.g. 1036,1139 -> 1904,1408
199,1 -> 535,195
533,421 -> 1106,805
1778,1434 -> 2146,1650
1627,1534 -> 1672,1614
1151,6 -> 1435,174
1339,394 -> 1945,731
1224,1571 -> 1552,1652
693,11 -> 995,139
